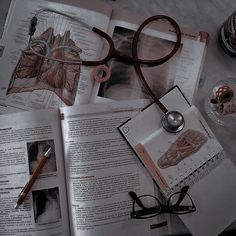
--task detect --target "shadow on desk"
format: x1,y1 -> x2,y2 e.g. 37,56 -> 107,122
166,231 -> 236,236
219,232 -> 236,236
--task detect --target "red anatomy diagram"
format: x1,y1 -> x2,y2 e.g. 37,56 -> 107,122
7,27 -> 81,106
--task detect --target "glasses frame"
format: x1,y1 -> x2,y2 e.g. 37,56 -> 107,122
129,186 -> 196,219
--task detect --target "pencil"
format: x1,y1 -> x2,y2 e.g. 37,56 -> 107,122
15,145 -> 52,209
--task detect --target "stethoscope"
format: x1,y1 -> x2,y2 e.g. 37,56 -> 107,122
29,8 -> 185,133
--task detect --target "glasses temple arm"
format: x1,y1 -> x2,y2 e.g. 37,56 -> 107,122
172,186 -> 189,207
131,205 -> 161,217
128,191 -> 147,209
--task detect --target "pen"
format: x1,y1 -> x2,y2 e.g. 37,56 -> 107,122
15,145 -> 52,209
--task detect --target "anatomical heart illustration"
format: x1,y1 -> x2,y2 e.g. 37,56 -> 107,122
7,27 -> 81,106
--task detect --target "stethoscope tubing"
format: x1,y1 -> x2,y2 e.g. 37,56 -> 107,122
29,8 -> 185,133
29,8 -> 181,67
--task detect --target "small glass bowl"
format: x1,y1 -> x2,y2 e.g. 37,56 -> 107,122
204,79 -> 236,126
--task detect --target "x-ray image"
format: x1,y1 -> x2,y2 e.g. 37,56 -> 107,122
27,140 -> 57,175
98,26 -> 181,100
32,187 -> 61,224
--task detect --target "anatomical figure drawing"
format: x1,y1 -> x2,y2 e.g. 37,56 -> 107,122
157,129 -> 207,169
7,27 -> 81,106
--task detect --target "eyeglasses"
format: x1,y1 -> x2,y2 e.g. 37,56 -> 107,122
129,186 -> 196,219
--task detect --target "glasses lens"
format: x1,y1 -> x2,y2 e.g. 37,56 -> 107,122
133,195 -> 161,218
168,192 -> 194,214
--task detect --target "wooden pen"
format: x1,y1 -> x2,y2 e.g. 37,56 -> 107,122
15,145 -> 52,209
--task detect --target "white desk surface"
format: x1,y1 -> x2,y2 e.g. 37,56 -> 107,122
1,0 -> 236,235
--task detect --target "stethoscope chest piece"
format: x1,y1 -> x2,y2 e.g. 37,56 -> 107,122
161,111 -> 185,133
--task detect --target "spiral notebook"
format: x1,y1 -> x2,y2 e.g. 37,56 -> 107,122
118,86 -> 224,198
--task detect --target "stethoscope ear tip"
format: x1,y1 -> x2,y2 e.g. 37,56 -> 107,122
161,111 -> 185,133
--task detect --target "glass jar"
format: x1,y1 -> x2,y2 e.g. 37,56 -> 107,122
218,11 -> 236,57
204,79 -> 236,126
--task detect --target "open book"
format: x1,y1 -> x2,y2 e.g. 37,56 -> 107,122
0,99 -> 171,236
0,0 -> 208,113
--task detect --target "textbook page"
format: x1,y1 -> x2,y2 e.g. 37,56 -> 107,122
0,0 -> 112,111
0,109 -> 70,235
60,100 -> 169,236
92,9 -> 207,104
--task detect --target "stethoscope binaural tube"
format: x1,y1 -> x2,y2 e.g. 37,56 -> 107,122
28,9 -> 182,67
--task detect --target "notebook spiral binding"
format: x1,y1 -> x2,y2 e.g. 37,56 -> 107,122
170,150 -> 225,195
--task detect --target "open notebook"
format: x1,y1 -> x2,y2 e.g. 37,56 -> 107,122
118,86 -> 224,198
